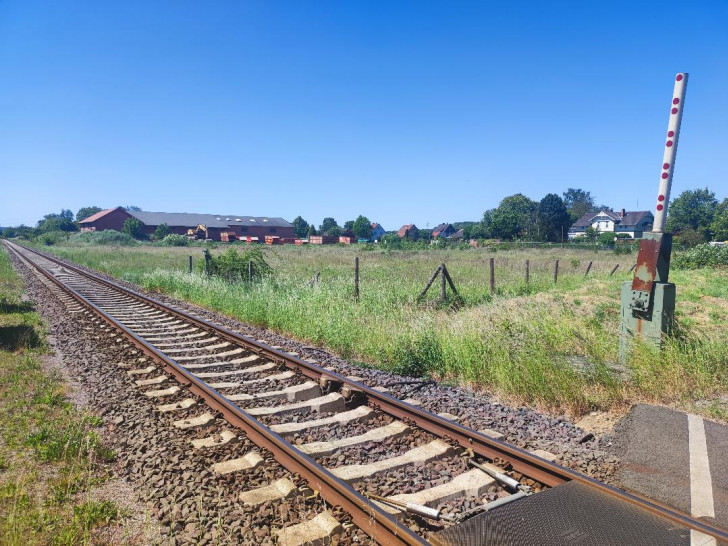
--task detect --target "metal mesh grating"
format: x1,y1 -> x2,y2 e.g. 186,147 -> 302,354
431,482 -> 697,546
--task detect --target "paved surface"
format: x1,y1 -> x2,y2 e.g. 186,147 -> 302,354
611,404 -> 728,531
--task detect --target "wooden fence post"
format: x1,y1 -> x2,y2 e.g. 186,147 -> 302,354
442,265 -> 461,300
188,255 -> 192,274
203,249 -> 211,276
440,262 -> 447,301
489,257 -> 495,293
525,259 -> 530,284
628,263 -> 637,273
418,265 -> 442,301
354,257 -> 360,301
610,264 -> 620,276
248,260 -> 254,282
585,261 -> 593,278
554,259 -> 559,283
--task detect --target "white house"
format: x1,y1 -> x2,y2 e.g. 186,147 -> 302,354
568,209 -> 654,239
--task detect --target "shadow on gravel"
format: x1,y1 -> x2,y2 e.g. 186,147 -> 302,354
0,325 -> 42,350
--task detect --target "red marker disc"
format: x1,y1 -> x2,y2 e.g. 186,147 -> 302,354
672,108 -> 678,114
668,130 -> 675,137
673,98 -> 680,105
657,204 -> 664,211
662,173 -> 668,179
676,74 -> 683,81
663,163 -> 670,169
666,141 -> 673,147
658,195 -> 665,201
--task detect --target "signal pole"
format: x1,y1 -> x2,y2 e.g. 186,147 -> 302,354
619,73 -> 688,362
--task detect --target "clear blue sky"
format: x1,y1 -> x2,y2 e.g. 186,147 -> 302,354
1,1 -> 727,230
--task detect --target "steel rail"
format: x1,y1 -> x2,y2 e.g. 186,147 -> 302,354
8,241 -> 728,543
3,241 -> 426,546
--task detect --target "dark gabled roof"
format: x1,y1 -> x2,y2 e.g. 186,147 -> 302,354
218,215 -> 293,228
371,222 -> 385,231
78,207 -> 127,224
619,211 -> 653,227
127,211 -> 292,229
129,211 -> 231,228
432,223 -> 456,238
571,211 -> 598,228
398,224 -> 417,237
571,209 -> 653,230
571,209 -> 620,228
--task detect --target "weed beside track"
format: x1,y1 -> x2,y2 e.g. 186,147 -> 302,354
34,243 -> 728,417
0,246 -> 125,545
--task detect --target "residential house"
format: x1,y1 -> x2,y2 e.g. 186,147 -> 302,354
568,209 -> 654,239
370,223 -> 386,242
432,223 -> 456,239
397,224 -> 418,239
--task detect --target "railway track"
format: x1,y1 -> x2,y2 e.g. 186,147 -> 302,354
5,239 -> 727,546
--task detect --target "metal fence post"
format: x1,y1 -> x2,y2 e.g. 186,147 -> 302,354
554,259 -> 559,283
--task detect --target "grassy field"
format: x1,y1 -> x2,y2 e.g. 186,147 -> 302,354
32,241 -> 728,418
0,246 -> 124,545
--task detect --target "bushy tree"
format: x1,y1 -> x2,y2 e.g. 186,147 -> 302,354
122,217 -> 144,239
307,225 -> 317,237
584,226 -> 599,242
200,247 -> 272,282
352,215 -> 372,240
319,217 -> 339,234
125,205 -> 142,212
344,220 -> 354,230
153,223 -> 170,240
327,225 -> 343,237
416,229 -> 432,241
37,209 -> 78,233
76,206 -> 102,222
291,216 -> 310,238
538,194 -> 571,242
665,188 -> 717,241
597,231 -> 617,246
710,198 -> 728,241
674,227 -> 705,248
563,188 -> 595,223
490,194 -> 537,240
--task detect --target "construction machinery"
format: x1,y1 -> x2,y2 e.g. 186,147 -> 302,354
186,224 -> 208,240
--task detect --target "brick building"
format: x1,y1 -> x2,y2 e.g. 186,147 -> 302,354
78,207 -> 294,241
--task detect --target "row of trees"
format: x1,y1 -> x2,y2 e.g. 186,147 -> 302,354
291,215 -> 374,240
459,187 -> 726,243
665,188 -> 728,243
459,192 -> 574,242
4,189 -> 726,245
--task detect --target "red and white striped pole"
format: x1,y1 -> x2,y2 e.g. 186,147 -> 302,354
653,73 -> 688,233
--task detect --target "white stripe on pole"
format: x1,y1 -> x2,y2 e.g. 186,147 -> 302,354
653,73 -> 688,233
